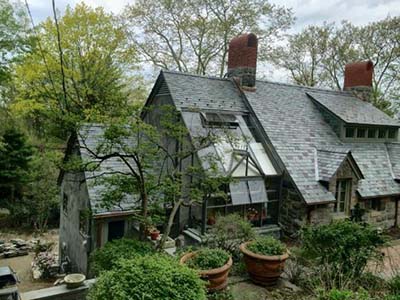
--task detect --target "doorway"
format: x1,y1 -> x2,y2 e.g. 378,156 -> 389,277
108,220 -> 125,242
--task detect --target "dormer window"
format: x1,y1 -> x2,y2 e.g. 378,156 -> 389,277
200,112 -> 239,128
343,126 -> 398,141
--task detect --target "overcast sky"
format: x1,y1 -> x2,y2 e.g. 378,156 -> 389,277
28,0 -> 400,30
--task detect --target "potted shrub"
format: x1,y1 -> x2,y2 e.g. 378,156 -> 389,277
150,229 -> 160,240
240,236 -> 288,286
180,248 -> 232,292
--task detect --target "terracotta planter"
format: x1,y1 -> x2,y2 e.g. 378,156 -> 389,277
150,230 -> 160,240
240,241 -> 289,286
180,252 -> 233,292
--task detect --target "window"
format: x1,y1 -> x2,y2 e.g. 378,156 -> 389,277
63,193 -> 68,215
201,112 -> 239,128
334,179 -> 352,214
345,127 -> 355,138
366,199 -> 385,212
378,129 -> 387,139
388,129 -> 397,139
367,128 -> 377,138
357,128 -> 366,138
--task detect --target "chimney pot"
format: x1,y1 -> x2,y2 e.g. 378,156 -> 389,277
343,60 -> 374,101
227,33 -> 258,90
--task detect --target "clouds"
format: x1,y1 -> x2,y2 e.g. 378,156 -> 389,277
270,0 -> 400,32
28,0 -> 400,30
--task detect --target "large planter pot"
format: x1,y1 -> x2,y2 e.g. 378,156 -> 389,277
240,241 -> 289,286
180,252 -> 233,292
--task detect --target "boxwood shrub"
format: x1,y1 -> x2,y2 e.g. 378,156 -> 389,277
87,255 -> 207,300
90,238 -> 154,275
186,248 -> 230,270
246,236 -> 286,256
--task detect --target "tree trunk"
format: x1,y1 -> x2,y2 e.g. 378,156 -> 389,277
139,187 -> 149,240
157,199 -> 183,250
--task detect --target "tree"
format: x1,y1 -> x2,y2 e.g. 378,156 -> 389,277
124,0 -> 293,77
11,2 -> 143,139
271,17 -> 400,115
0,0 -> 32,90
73,105 -> 233,249
0,127 -> 33,208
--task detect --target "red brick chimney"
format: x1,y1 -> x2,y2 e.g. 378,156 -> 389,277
227,33 -> 258,90
343,61 -> 373,101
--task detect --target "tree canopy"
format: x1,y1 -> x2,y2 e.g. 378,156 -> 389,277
11,2 -> 143,139
124,0 -> 293,77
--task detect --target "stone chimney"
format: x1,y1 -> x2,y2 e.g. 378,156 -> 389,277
343,61 -> 373,101
227,33 -> 258,91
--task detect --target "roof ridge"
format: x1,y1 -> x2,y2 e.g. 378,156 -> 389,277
162,69 -> 229,81
255,79 -> 351,96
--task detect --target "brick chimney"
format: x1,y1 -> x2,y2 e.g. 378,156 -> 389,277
343,61 -> 373,101
227,33 -> 258,90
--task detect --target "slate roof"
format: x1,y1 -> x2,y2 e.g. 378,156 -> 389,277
316,147 -> 350,182
308,92 -> 400,126
78,125 -> 139,215
162,71 -> 248,113
244,81 -> 400,203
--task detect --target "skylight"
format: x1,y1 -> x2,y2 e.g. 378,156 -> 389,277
200,112 -> 239,128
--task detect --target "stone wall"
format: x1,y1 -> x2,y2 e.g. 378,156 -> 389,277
21,280 -> 95,300
361,197 -> 397,229
279,177 -> 307,236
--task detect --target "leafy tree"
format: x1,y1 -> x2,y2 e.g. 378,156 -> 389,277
12,2 -> 143,139
0,126 -> 33,207
124,0 -> 293,77
271,17 -> 400,115
0,0 -> 32,90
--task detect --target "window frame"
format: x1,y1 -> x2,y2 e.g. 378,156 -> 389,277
342,125 -> 398,142
334,179 -> 352,215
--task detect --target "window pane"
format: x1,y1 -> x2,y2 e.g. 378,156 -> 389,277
345,127 -> 355,138
357,128 -> 366,138
388,129 -> 397,139
367,128 -> 376,138
378,129 -> 387,138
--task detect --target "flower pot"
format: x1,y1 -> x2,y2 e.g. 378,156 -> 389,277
239,241 -> 288,286
180,252 -> 233,292
150,230 -> 160,240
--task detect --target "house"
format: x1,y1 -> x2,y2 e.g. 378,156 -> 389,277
58,126 -> 139,275
59,32 -> 400,273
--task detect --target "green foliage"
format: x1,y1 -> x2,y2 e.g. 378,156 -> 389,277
246,236 -> 286,256
0,0 -> 32,87
186,248 -> 230,270
206,214 -> 256,260
318,289 -> 372,300
90,238 -> 154,276
87,255 -> 207,300
12,3 -> 143,138
0,127 -> 33,206
388,275 -> 400,296
301,220 -> 386,278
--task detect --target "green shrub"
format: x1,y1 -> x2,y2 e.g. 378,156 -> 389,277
246,236 -> 286,256
87,255 -> 207,300
90,238 -> 154,275
301,220 -> 386,279
205,214 -> 255,260
318,288 -> 372,300
186,248 -> 230,270
388,275 -> 400,295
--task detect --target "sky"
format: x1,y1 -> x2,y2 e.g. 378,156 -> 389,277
27,0 -> 400,30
